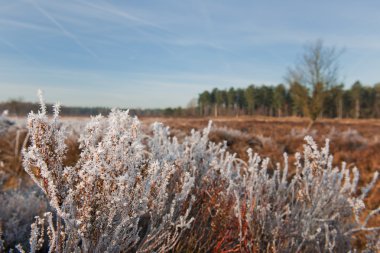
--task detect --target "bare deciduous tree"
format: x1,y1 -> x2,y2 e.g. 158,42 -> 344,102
286,39 -> 343,125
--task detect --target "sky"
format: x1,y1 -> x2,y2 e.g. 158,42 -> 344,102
0,0 -> 380,108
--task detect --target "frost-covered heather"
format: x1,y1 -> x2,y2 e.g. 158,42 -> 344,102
22,94 -> 195,252
327,127 -> 369,148
233,139 -> 379,252
290,127 -> 318,139
18,95 -> 380,252
211,126 -> 251,140
60,118 -> 89,135
0,187 -> 48,250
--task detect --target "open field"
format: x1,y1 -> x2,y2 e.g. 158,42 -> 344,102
143,116 -> 380,206
143,116 -> 380,249
143,116 -> 380,172
0,114 -> 379,251
2,1 -> 380,251
2,115 -> 379,213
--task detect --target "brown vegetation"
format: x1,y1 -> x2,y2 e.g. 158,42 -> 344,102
2,116 -> 378,211
0,115 -> 379,251
141,116 -> 380,226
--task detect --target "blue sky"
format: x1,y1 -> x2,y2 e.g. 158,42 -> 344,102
0,0 -> 379,108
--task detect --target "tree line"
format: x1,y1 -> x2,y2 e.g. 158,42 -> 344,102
2,40 -> 379,119
197,81 -> 380,118
1,80 -> 379,119
199,40 -> 380,120
0,100 -> 195,118
0,100 -> 111,117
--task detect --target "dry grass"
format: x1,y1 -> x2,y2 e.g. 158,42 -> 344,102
2,116 -> 379,203
0,123 -> 81,190
1,115 -> 379,251
0,127 -> 30,190
141,116 -> 380,229
140,117 -> 380,168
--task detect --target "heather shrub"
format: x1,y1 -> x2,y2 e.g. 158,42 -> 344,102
209,126 -> 262,161
328,128 -> 368,151
22,94 -> 195,252
233,139 -> 379,252
0,127 -> 28,165
0,126 -> 30,190
211,126 -> 251,141
0,186 -> 48,250
17,94 -> 380,252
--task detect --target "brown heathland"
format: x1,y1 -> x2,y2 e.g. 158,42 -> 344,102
141,116 -> 380,224
1,116 -> 379,239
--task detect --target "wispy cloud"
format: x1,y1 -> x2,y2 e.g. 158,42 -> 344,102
0,38 -> 22,53
78,0 -> 169,31
0,38 -> 39,64
29,0 -> 98,58
0,18 -> 55,32
77,0 -> 178,55
0,0 -> 379,107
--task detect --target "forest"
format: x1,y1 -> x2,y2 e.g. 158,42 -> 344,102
1,81 -> 379,119
197,81 -> 380,118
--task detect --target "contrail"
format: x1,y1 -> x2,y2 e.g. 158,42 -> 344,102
0,38 -> 38,64
30,0 -> 98,58
0,38 -> 22,53
79,0 -> 176,55
80,0 -> 169,32
0,18 -> 54,32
